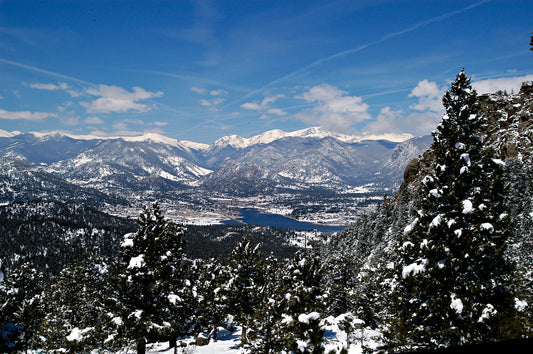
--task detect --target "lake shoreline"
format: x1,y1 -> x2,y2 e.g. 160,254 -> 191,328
222,208 -> 347,233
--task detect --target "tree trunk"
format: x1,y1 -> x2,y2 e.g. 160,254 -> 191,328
241,326 -> 247,346
137,340 -> 146,354
213,325 -> 218,342
169,336 -> 177,354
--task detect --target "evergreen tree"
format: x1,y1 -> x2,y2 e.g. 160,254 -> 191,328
0,262 -> 45,352
248,255 -> 287,353
40,257 -> 117,352
388,69 -> 519,350
195,259 -> 229,341
114,202 -> 187,354
324,250 -> 358,316
225,235 -> 265,347
278,249 -> 326,353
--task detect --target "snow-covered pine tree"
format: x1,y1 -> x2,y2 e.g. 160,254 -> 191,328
41,257 -> 117,352
248,255 -> 287,353
278,249 -> 326,354
195,259 -> 229,342
114,202 -> 187,354
324,250 -> 358,317
388,69 -> 519,350
0,262 -> 45,352
225,235 -> 265,347
504,158 -> 533,334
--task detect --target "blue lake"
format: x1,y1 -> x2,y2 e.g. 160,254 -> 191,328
222,209 -> 346,233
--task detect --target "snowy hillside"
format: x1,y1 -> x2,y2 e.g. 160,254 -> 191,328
0,127 -> 430,197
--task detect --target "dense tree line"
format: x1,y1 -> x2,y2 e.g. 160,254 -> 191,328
0,204 -> 331,353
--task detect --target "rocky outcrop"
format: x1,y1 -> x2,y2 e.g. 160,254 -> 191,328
396,81 -> 533,202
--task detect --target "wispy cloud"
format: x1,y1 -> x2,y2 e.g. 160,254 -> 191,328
0,108 -> 56,121
84,116 -> 104,125
196,88 -> 228,109
0,57 -> 91,85
191,87 -> 208,95
234,0 -> 489,105
241,94 -> 286,118
29,81 -> 81,97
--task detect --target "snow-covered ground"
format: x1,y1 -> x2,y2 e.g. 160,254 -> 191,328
143,317 -> 383,353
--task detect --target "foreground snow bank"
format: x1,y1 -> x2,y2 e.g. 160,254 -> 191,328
143,316 -> 383,353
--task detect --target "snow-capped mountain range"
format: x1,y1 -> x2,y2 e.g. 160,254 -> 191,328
0,127 -> 431,196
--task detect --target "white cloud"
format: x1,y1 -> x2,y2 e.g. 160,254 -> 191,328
0,108 -> 56,120
363,107 -> 403,136
403,111 -> 442,136
210,89 -> 227,96
241,94 -> 284,110
241,102 -> 262,110
82,85 -> 163,114
241,94 -> 286,118
200,97 -> 224,106
295,84 -> 370,132
85,116 -> 104,124
61,115 -> 80,126
198,89 -> 227,108
409,79 -> 444,112
30,82 -> 69,91
150,121 -> 168,127
124,118 -> 144,125
267,108 -> 287,116
113,121 -> 128,131
472,74 -> 533,94
191,87 -> 208,95
29,82 -> 80,97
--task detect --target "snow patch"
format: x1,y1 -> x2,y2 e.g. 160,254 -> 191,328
128,255 -> 145,269
403,218 -> 418,235
515,298 -> 528,311
66,327 -> 93,342
462,200 -> 474,214
492,158 -> 505,167
450,294 -> 463,314
402,259 -> 429,278
298,311 -> 320,324
478,304 -> 496,322
480,223 -> 494,234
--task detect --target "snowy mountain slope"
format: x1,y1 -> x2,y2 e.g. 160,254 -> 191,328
209,126 -> 413,150
0,132 -> 103,166
45,139 -> 212,191
199,136 -> 427,193
0,128 -> 431,196
0,156 -> 125,207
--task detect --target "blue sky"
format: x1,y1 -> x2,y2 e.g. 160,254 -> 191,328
1,0 -> 532,143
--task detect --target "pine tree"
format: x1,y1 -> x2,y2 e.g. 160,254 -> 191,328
0,262 -> 45,352
41,257 -> 117,352
388,69 -> 519,350
114,202 -> 187,354
278,249 -> 326,353
225,235 -> 265,347
324,250 -> 358,316
248,255 -> 287,353
196,259 -> 229,341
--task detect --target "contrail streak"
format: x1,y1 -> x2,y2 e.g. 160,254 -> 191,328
0,57 -> 92,85
229,0 -> 490,106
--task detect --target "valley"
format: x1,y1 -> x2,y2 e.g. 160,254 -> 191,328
0,127 -> 431,229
